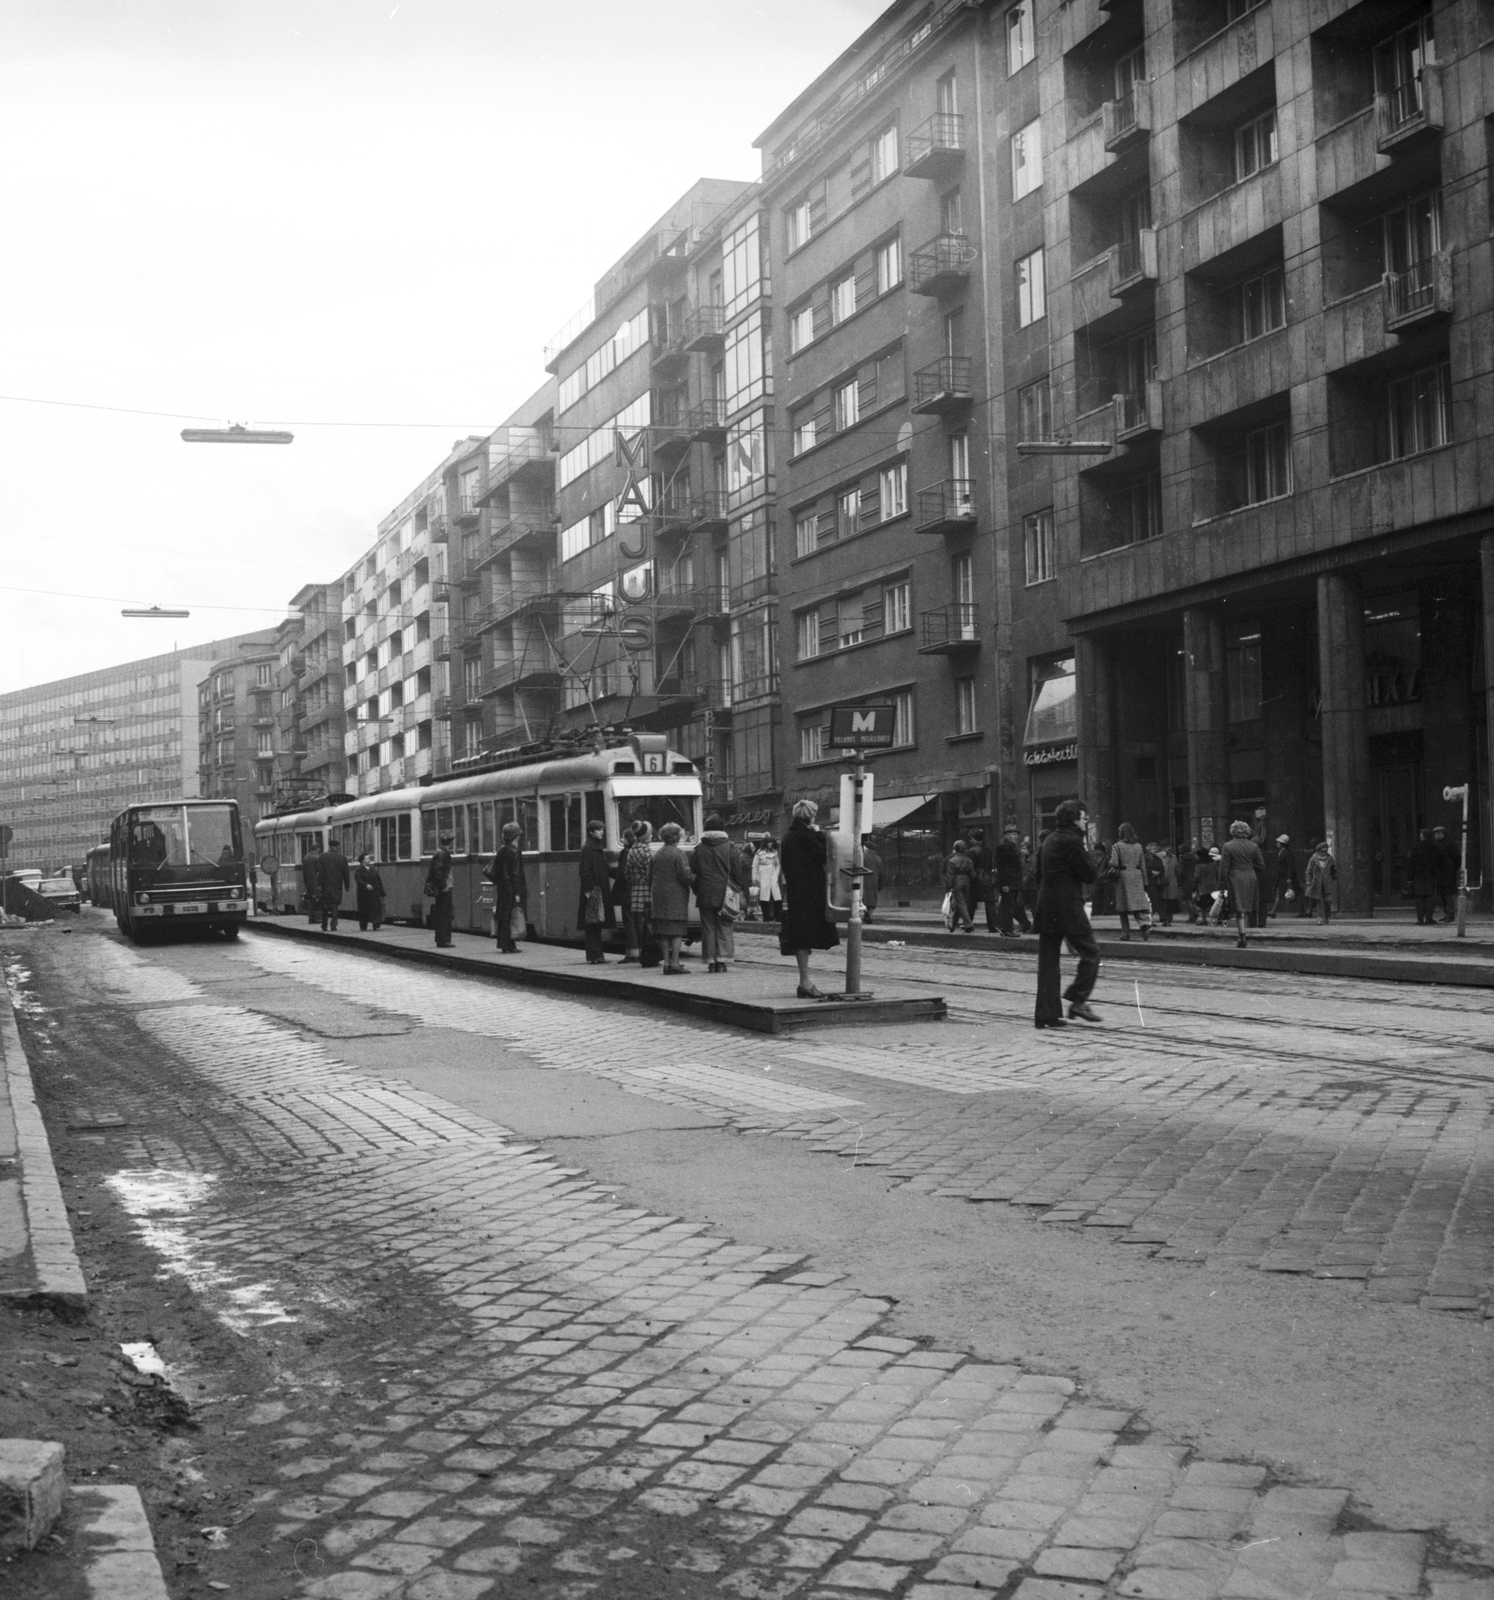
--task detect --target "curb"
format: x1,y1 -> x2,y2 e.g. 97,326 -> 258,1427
0,985 -> 86,1310
71,1484 -> 170,1600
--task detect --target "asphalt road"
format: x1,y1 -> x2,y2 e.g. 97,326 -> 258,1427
5,911 -> 1491,1600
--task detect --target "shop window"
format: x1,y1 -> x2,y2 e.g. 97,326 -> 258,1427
1024,654 -> 1077,748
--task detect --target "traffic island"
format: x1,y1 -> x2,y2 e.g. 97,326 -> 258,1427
246,919 -> 947,1033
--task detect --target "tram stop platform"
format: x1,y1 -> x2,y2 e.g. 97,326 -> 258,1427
246,918 -> 947,1035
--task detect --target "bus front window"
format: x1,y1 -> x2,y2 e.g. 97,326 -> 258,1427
187,805 -> 240,868
615,795 -> 698,840
130,810 -> 187,870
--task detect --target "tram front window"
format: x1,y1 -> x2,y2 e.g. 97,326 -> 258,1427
616,795 -> 698,840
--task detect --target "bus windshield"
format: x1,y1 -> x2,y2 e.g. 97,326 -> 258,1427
615,794 -> 698,840
128,805 -> 242,882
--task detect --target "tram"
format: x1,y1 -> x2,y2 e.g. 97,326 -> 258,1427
85,843 -> 112,908
253,734 -> 703,941
108,799 -> 251,941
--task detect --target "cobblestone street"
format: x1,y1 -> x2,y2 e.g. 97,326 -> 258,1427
5,919 -> 1492,1600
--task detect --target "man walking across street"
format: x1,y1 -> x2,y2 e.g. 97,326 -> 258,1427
320,837 -> 351,932
424,832 -> 456,948
300,841 -> 323,926
1033,798 -> 1101,1029
995,824 -> 1029,936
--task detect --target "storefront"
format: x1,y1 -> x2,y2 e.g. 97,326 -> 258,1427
1023,654 -> 1079,837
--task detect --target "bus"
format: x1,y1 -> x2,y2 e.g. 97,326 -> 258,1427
85,843 -> 112,909
253,734 -> 703,942
108,800 -> 251,941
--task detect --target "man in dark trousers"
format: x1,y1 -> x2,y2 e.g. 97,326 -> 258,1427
994,824 -> 1030,937
489,821 -> 527,954
578,819 -> 611,964
1033,798 -> 1101,1029
299,842 -> 324,926
1408,827 -> 1439,925
1272,833 -> 1305,916
1431,825 -> 1460,921
968,828 -> 997,932
319,838 -> 351,932
424,833 -> 456,948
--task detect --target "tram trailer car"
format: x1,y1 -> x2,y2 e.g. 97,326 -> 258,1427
253,736 -> 703,943
108,799 -> 250,942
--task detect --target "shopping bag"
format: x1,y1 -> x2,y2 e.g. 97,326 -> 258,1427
584,887 -> 605,925
510,904 -> 526,941
941,891 -> 955,932
720,884 -> 742,922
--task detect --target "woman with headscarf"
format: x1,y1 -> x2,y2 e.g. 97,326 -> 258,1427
1109,822 -> 1153,941
619,820 -> 654,963
779,799 -> 839,999
647,821 -> 695,975
1219,819 -> 1266,949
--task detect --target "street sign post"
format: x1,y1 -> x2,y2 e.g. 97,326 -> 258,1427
826,704 -> 894,999
1443,784 -> 1470,937
827,703 -> 897,751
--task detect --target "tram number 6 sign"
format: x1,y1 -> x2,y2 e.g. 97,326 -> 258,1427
827,704 -> 898,750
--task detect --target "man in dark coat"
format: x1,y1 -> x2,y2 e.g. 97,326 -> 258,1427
1430,826 -> 1459,921
1408,828 -> 1439,925
1272,834 -> 1304,916
578,820 -> 611,964
968,829 -> 997,932
488,822 -> 526,954
319,839 -> 351,932
994,825 -> 1029,936
300,843 -> 324,926
424,833 -> 456,948
1033,798 -> 1101,1029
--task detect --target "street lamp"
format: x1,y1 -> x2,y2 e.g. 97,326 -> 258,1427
1442,784 -> 1471,938
181,424 -> 294,444
122,606 -> 191,619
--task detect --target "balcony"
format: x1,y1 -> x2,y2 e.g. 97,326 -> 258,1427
904,113 -> 965,181
910,233 -> 975,296
687,398 -> 728,445
918,603 -> 981,655
1103,80 -> 1151,154
482,661 -> 563,696
428,513 -> 450,543
650,320 -> 692,379
481,431 -> 552,498
1375,65 -> 1442,155
430,580 -> 453,605
432,632 -> 450,660
486,517 -> 558,564
1109,228 -> 1157,297
653,492 -> 695,537
911,356 -> 974,416
688,491 -> 728,532
433,695 -> 452,720
915,479 -> 977,535
652,418 -> 693,464
683,305 -> 726,354
653,677 -> 733,712
1114,378 -> 1163,441
1382,252 -> 1452,334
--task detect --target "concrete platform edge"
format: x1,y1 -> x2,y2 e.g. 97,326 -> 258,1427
72,1484 -> 170,1600
245,921 -> 946,1032
0,983 -> 87,1310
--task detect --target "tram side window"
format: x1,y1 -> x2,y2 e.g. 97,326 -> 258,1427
493,798 -> 538,850
420,809 -> 436,855
453,806 -> 466,854
379,814 -> 412,862
547,793 -> 583,853
480,802 -> 496,854
466,804 -> 481,855
585,792 -> 605,831
296,831 -> 319,860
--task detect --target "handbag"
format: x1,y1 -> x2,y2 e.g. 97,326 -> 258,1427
584,886 -> 605,925
720,883 -> 742,922
941,890 -> 954,931
510,904 -> 526,941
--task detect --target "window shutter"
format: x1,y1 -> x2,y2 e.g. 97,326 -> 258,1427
819,607 -> 840,652
859,360 -> 878,415
855,255 -> 877,307
861,595 -> 885,638
814,394 -> 833,438
817,509 -> 837,545
812,285 -> 831,341
858,475 -> 881,527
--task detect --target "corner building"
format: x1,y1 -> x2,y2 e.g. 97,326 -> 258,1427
1024,0 -> 1494,911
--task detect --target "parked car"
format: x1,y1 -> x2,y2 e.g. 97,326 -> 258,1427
36,873 -> 82,912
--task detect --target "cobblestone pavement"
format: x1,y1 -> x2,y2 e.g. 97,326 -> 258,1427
10,932 -> 1490,1600
232,934 -> 1494,1314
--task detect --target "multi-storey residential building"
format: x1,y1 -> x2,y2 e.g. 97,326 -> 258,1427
0,634 -> 274,872
293,580 -> 350,799
197,637 -> 282,828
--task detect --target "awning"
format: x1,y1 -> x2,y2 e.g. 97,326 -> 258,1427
871,793 -> 937,829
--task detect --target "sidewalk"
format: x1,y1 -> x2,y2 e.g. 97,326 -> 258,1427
248,918 -> 947,1033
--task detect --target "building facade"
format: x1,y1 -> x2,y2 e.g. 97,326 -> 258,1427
0,634 -> 274,872
197,635 -> 282,829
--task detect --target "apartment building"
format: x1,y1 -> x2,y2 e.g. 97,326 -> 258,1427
269,581 -> 348,810
197,636 -> 282,828
0,634 -> 273,871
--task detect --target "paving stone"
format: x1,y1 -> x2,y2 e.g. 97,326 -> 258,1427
927,1552 -> 1019,1587
820,1559 -> 909,1591
1035,1547 -> 1125,1581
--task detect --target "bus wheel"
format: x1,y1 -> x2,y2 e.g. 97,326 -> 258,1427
222,922 -> 241,941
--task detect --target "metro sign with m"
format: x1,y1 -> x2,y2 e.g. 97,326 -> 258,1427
827,703 -> 898,750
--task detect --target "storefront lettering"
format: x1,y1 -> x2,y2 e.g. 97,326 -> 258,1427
1023,742 -> 1077,768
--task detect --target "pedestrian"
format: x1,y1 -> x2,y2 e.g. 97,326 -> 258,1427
1272,834 -> 1304,916
320,836 -> 351,932
691,812 -> 744,973
779,799 -> 839,999
620,821 -> 654,963
424,832 -> 456,947
1033,798 -> 1101,1029
1021,833 -> 1042,921
860,837 -> 883,924
1156,841 -> 1181,925
1143,840 -> 1166,925
944,840 -> 977,932
300,840 -> 323,926
968,828 -> 997,932
578,819 -> 611,964
1091,838 -> 1116,918
752,838 -> 784,923
648,821 -> 695,974
486,821 -> 526,953
1108,822 -> 1152,941
1430,826 -> 1459,921
995,824 -> 1030,937
1177,840 -> 1198,921
1253,823 -> 1274,928
1219,819 -> 1266,949
1304,838 -> 1337,923
354,852 -> 385,931
1408,827 -> 1439,925
738,838 -> 760,918
1192,847 -> 1223,924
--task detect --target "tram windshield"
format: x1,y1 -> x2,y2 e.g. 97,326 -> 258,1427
615,794 -> 698,840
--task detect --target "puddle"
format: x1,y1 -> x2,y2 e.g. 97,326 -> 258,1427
105,1168 -> 298,1332
120,1340 -> 168,1377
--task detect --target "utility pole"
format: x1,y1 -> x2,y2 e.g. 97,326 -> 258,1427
1443,784 -> 1470,937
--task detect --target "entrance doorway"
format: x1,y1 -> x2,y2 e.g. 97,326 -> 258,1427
1371,737 -> 1424,903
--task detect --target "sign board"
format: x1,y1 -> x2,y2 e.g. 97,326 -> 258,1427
827,703 -> 897,750
629,732 -> 670,774
837,770 -> 875,843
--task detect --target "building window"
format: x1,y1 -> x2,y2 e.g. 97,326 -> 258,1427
834,380 -> 860,432
791,405 -> 818,456
1240,267 -> 1285,341
836,487 -> 860,539
892,688 -> 915,748
885,581 -> 911,636
1234,109 -> 1278,182
795,609 -> 820,661
1011,118 -> 1043,199
727,411 -> 768,502
1244,422 -> 1292,503
871,124 -> 899,183
1107,474 -> 1163,546
956,677 -> 978,735
941,188 -> 964,236
1017,377 -> 1051,442
560,513 -> 591,563
879,461 -> 907,519
1024,508 -> 1056,585
831,274 -> 857,325
800,720 -> 826,764
256,663 -> 273,686
1006,2 -> 1035,73
787,197 -> 813,252
1387,361 -> 1452,459
789,303 -> 815,353
722,212 -> 764,320
724,310 -> 768,412
1016,248 -> 1046,326
875,237 -> 902,295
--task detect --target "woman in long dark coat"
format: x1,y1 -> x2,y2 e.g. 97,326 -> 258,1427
487,822 -> 527,954
648,822 -> 695,975
354,853 -> 385,932
1218,819 -> 1266,949
779,799 -> 839,999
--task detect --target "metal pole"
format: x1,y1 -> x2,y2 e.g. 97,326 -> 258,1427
1444,783 -> 1470,938
845,752 -> 865,997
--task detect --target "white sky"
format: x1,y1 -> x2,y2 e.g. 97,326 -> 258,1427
0,0 -> 885,693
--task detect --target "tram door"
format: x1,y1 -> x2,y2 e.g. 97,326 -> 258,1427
1373,761 -> 1423,903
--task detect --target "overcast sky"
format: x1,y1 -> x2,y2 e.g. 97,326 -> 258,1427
0,0 -> 885,694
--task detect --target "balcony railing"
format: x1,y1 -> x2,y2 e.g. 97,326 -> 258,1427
687,398 -> 728,443
905,113 -> 965,180
1109,229 -> 1157,297
688,491 -> 728,531
481,431 -> 552,498
1375,65 -> 1442,153
910,233 -> 975,296
1102,80 -> 1151,153
911,356 -> 975,416
454,493 -> 482,523
1382,252 -> 1453,332
682,305 -> 726,353
427,514 -> 449,543
433,695 -> 452,720
918,603 -> 981,654
432,632 -> 450,660
1114,378 -> 1162,440
915,479 -> 977,535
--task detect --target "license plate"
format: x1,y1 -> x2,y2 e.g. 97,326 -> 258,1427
168,902 -> 207,915
215,902 -> 245,913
